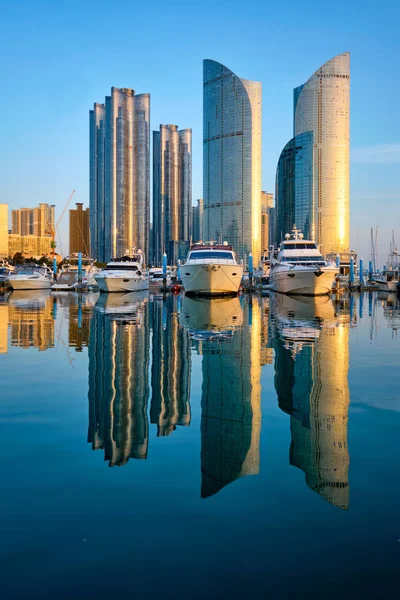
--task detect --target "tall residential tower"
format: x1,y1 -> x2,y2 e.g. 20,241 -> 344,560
275,53 -> 350,254
90,87 -> 150,263
153,124 -> 192,264
203,60 -> 262,265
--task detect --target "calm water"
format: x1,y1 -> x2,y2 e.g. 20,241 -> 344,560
0,290 -> 399,599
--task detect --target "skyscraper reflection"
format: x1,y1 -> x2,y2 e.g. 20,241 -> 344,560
8,291 -> 54,351
0,298 -> 9,354
150,296 -> 191,436
181,296 -> 261,498
88,293 -> 150,466
272,294 -> 350,509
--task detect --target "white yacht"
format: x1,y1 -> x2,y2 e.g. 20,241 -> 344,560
56,255 -> 99,290
95,252 -> 149,293
8,264 -> 53,290
270,228 -> 338,296
180,243 -> 243,295
375,248 -> 399,292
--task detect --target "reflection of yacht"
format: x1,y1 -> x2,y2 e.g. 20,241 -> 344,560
180,295 -> 243,339
8,264 -> 53,290
8,289 -> 51,308
181,243 -> 243,295
270,228 -> 337,296
95,291 -> 148,322
95,253 -> 149,293
272,294 -> 350,509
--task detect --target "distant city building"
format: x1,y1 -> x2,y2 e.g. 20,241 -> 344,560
268,204 -> 277,250
260,191 -> 273,257
191,199 -> 204,243
203,60 -> 262,265
8,234 -> 53,258
152,124 -> 192,265
69,202 -> 90,256
33,203 -> 55,237
90,87 -> 150,263
11,204 -> 54,238
0,204 -> 8,258
277,53 -> 350,254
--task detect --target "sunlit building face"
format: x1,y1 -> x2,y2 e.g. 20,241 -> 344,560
294,53 -> 350,254
203,60 -> 262,265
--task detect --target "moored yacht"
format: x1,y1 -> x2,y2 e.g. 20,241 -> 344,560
95,252 -> 149,293
374,247 -> 399,292
8,264 -> 53,290
270,228 -> 338,296
180,243 -> 243,295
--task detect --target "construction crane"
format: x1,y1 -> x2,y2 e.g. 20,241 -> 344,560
46,190 -> 76,258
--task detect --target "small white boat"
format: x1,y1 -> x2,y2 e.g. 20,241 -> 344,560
52,271 -> 80,291
8,264 -> 53,290
95,252 -> 149,293
148,267 -> 171,289
180,243 -> 243,295
0,265 -> 12,286
270,228 -> 338,296
375,236 -> 400,292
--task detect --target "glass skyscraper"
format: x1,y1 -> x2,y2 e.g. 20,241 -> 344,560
275,132 -> 313,244
275,53 -> 350,253
203,60 -> 262,265
90,87 -> 150,263
152,124 -> 192,265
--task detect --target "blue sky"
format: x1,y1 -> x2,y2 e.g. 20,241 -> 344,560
0,0 -> 399,261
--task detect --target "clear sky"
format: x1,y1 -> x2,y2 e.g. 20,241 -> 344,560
0,0 -> 399,262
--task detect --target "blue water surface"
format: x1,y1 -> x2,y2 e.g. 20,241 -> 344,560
0,290 -> 398,599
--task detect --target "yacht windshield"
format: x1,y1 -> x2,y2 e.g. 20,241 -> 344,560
281,256 -> 325,264
14,265 -> 46,275
189,251 -> 234,260
282,242 -> 317,250
105,264 -> 138,271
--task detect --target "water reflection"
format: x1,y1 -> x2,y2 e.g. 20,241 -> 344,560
181,296 -> 261,498
150,296 -> 191,436
8,290 -> 55,351
271,293 -> 350,510
0,289 -> 363,505
88,293 -> 150,466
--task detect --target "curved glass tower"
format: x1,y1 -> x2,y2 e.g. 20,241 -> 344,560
203,60 -> 262,265
294,53 -> 350,254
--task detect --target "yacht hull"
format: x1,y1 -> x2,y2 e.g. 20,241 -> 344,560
9,277 -> 52,290
102,276 -> 149,293
375,279 -> 398,293
270,267 -> 337,296
181,264 -> 243,295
